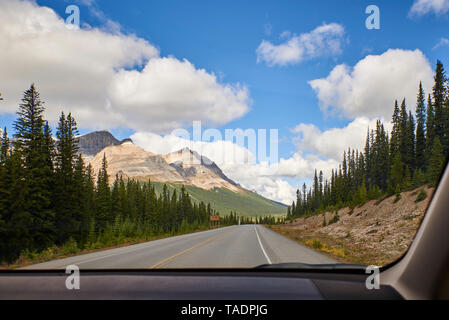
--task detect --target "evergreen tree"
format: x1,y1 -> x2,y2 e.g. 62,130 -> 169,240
399,99 -> 409,165
96,153 -> 111,232
433,60 -> 446,142
0,128 -> 9,259
426,94 -> 435,159
73,154 -> 88,245
390,100 -> 400,157
54,112 -> 80,243
415,82 -> 427,170
428,137 -> 445,185
13,84 -> 55,252
406,110 -> 416,171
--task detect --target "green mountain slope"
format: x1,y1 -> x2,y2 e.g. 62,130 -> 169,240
151,182 -> 287,217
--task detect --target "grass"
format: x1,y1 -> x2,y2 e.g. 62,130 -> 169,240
304,239 -> 346,258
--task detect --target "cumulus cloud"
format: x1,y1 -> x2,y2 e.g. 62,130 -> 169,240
256,23 -> 345,66
309,49 -> 434,120
131,130 -> 340,204
0,0 -> 250,133
131,131 -> 254,167
409,0 -> 449,16
217,151 -> 339,204
293,117 -> 392,160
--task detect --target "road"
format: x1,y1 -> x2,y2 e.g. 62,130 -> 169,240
22,225 -> 336,269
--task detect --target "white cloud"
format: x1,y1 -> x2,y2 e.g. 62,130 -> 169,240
0,0 -> 250,133
433,37 -> 449,50
293,117 -> 391,160
276,152 -> 339,180
131,131 -> 254,167
309,49 -> 434,120
256,23 -> 345,66
132,131 -> 297,204
409,0 -> 449,16
131,130 -> 341,204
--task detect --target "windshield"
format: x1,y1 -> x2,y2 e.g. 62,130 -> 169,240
0,0 -> 448,270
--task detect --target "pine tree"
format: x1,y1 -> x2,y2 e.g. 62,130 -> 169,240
443,94 -> 449,154
96,153 -> 111,232
83,163 -> 96,246
390,100 -> 400,157
426,94 -> 435,160
428,137 -> 445,185
433,60 -> 446,142
54,112 -> 80,243
0,128 -> 9,259
399,99 -> 409,165
295,189 -> 301,216
415,82 -> 427,170
111,174 -> 122,223
406,110 -> 416,171
73,154 -> 88,246
445,95 -> 449,155
2,146 -> 30,261
13,84 -> 55,252
389,153 -> 404,193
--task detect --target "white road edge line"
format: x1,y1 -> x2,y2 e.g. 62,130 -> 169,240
254,225 -> 272,264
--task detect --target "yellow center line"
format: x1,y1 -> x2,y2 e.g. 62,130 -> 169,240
148,228 -> 235,269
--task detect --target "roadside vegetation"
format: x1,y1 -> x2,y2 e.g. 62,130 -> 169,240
270,60 -> 448,266
286,60 -> 449,222
0,85 -> 253,265
268,186 -> 433,265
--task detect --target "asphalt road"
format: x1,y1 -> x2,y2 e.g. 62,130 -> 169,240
22,225 -> 336,269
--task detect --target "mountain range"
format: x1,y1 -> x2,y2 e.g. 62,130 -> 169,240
79,131 -> 287,216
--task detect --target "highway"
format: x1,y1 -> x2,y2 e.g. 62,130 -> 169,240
22,225 -> 336,269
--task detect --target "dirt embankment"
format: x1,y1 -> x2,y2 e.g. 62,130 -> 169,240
269,186 -> 434,266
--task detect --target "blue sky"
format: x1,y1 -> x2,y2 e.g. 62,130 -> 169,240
37,0 -> 449,148
0,0 -> 448,203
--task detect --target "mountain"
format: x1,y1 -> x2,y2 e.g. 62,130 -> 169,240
88,141 -> 242,191
81,131 -> 287,216
88,142 -> 186,184
151,182 -> 287,217
163,148 -> 240,192
77,130 -> 131,157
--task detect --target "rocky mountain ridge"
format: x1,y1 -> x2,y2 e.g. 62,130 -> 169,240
77,131 -> 132,157
82,131 -> 241,192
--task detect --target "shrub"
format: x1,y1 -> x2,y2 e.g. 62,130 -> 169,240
328,213 -> 339,225
394,192 -> 402,203
312,240 -> 323,249
61,237 -> 79,255
415,188 -> 427,203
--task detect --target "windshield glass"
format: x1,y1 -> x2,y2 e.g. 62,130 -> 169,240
0,0 -> 448,270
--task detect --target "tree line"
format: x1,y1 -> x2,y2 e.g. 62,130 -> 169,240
0,84 -> 235,263
288,60 -> 449,220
